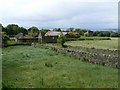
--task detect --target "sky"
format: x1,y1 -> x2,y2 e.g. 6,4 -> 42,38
0,0 -> 119,30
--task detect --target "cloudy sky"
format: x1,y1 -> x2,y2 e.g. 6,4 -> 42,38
0,0 -> 119,30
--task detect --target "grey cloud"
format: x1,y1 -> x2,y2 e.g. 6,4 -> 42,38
0,0 -> 118,29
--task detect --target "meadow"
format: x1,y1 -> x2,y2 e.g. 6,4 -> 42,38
2,46 -> 118,88
65,38 -> 118,50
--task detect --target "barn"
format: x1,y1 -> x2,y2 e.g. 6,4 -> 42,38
42,31 -> 68,43
14,33 -> 38,42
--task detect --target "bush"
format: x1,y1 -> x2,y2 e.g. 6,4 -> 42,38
2,32 -> 10,47
57,33 -> 66,47
67,32 -> 80,38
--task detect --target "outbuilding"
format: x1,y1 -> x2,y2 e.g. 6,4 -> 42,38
14,33 -> 38,42
42,31 -> 68,43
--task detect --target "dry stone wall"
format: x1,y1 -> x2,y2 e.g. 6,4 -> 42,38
38,45 -> 119,68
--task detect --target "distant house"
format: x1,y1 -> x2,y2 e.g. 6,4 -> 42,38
14,33 -> 24,42
84,31 -> 93,37
14,33 -> 38,42
42,31 -> 68,43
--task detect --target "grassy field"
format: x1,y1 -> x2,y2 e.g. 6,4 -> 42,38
0,48 -> 2,89
2,46 -> 118,88
65,38 -> 118,50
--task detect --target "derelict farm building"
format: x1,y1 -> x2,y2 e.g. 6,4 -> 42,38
42,31 -> 68,43
14,31 -> 68,43
14,33 -> 38,42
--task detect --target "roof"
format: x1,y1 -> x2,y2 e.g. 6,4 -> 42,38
15,33 -> 24,39
45,31 -> 67,36
15,33 -> 35,39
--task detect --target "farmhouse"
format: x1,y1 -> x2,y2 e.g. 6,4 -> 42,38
42,31 -> 68,43
14,33 -> 38,42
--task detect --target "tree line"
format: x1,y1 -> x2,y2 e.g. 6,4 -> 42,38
0,24 -> 119,47
1,24 -> 120,37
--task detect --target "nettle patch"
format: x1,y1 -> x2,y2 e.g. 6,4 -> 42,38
39,45 -> 119,68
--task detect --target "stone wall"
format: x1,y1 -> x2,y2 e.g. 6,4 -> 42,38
42,36 -> 58,43
38,45 -> 119,68
17,38 -> 38,43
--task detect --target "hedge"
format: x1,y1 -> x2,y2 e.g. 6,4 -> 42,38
65,37 -> 111,41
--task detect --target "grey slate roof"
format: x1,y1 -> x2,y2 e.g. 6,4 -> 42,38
45,31 -> 67,36
15,33 -> 24,39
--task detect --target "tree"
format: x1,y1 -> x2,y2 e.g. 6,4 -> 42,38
57,32 -> 66,47
53,28 -> 61,31
19,27 -> 28,34
2,32 -> 10,47
3,24 -> 28,36
41,29 -> 50,36
110,31 -> 120,37
93,31 -> 112,37
74,28 -> 84,36
93,31 -> 100,36
5,24 -> 20,36
67,28 -> 74,32
28,26 -> 39,37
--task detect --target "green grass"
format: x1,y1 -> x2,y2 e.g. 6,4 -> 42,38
2,46 -> 118,88
65,38 -> 118,50
0,48 -> 2,89
7,40 -> 17,45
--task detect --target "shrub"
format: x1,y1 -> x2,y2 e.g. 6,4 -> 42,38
67,32 -> 80,38
57,33 -> 66,47
2,32 -> 10,47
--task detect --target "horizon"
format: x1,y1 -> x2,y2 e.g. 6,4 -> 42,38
1,24 -> 118,31
1,23 -> 118,31
1,23 -> 118,32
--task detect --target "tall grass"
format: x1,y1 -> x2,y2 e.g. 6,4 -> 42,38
2,46 -> 118,88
